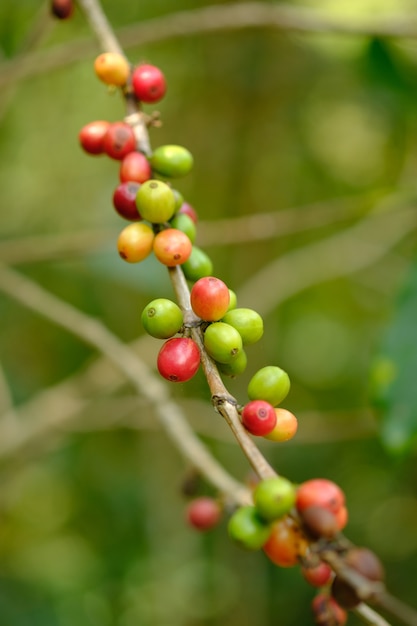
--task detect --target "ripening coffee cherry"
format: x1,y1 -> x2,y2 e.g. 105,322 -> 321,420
203,322 -> 243,364
331,576 -> 360,610
301,562 -> 333,587
217,349 -> 247,377
263,517 -> 308,568
241,400 -> 277,436
103,122 -> 136,160
228,506 -> 271,550
178,202 -> 198,223
135,180 -> 176,223
296,479 -> 345,519
264,408 -> 298,442
51,0 -> 74,19
141,298 -> 183,339
157,337 -> 200,382
94,52 -> 130,86
117,222 -> 154,263
182,246 -> 213,282
79,120 -> 110,155
221,308 -> 264,345
113,182 -> 141,221
186,497 -> 222,531
119,151 -> 152,183
312,593 -> 347,626
190,277 -> 230,321
149,145 -> 194,179
131,63 -> 166,103
253,477 -> 297,522
153,229 -> 192,266
247,366 -> 291,407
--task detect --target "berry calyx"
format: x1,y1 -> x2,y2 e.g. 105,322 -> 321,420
153,229 -> 193,266
135,180 -> 176,223
157,337 -> 200,382
103,122 -> 136,160
203,322 -> 243,364
228,506 -> 271,550
113,182 -> 141,221
117,222 -> 154,263
141,298 -> 183,339
94,52 -> 130,86
264,408 -> 298,442
131,63 -> 166,103
149,144 -> 194,178
253,477 -> 297,522
186,497 -> 222,531
119,151 -> 152,183
190,277 -> 230,322
241,400 -> 277,437
79,120 -> 110,155
247,366 -> 291,407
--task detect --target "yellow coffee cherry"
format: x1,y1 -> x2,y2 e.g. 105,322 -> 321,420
94,52 -> 130,86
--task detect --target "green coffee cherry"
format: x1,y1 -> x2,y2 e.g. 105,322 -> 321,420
222,308 -> 263,345
247,366 -> 290,406
136,180 -> 176,223
141,298 -> 184,338
218,349 -> 247,377
170,213 -> 196,243
149,145 -> 194,178
204,322 -> 243,364
182,246 -> 213,282
227,289 -> 237,311
253,477 -> 296,522
228,506 -> 271,550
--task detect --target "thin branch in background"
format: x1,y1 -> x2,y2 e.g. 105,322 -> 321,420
237,206 -> 417,316
0,362 -> 13,415
0,262 -> 251,505
1,3 -> 417,89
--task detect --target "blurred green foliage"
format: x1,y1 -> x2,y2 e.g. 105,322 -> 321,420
0,1 -> 417,625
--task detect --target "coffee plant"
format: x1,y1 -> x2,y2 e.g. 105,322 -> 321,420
0,1 -> 417,625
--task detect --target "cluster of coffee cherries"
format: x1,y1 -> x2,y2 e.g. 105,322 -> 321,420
78,50 -> 385,626
187,476 -> 384,625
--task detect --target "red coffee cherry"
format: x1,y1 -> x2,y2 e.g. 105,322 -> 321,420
113,182 -> 142,221
79,120 -> 110,155
186,497 -> 222,531
103,122 -> 136,160
190,276 -> 230,321
51,0 -> 74,19
296,479 -> 345,519
302,561 -> 333,587
132,64 -> 167,103
178,202 -> 198,224
311,593 -> 347,626
119,151 -> 152,184
241,400 -> 277,436
157,337 -> 200,382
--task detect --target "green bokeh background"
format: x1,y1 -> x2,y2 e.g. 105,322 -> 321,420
0,1 -> 417,624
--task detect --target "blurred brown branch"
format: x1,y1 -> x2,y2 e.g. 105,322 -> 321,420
1,3 -> 417,90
